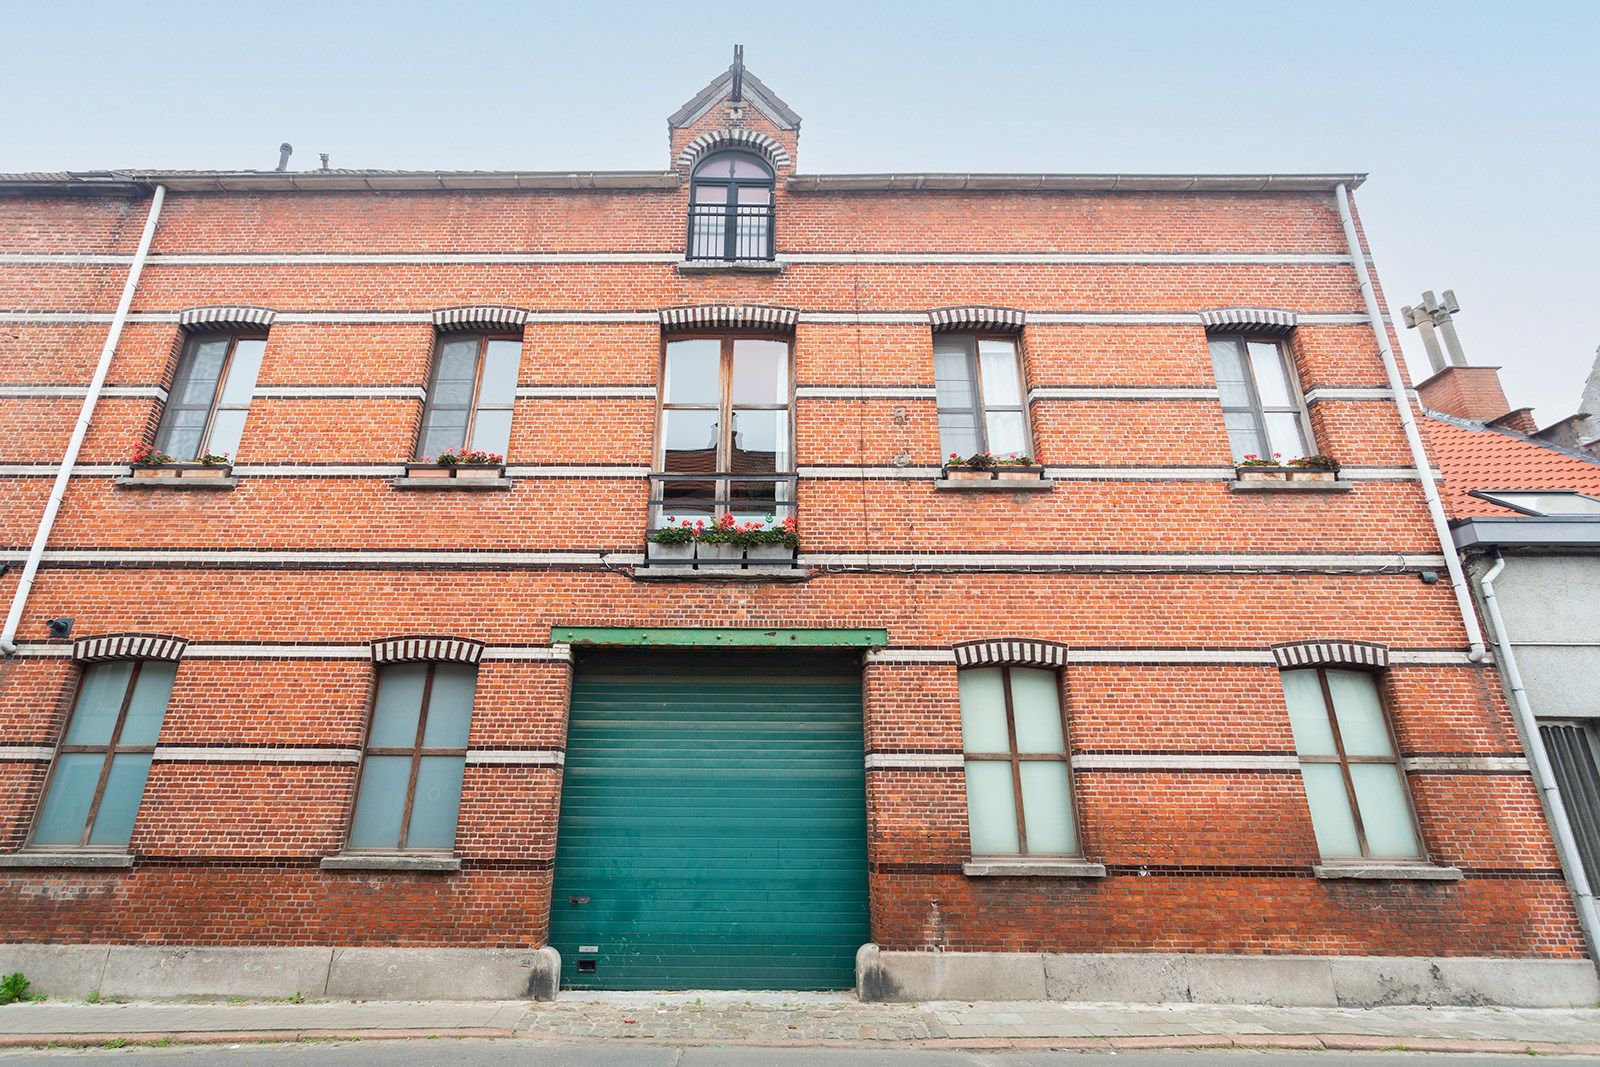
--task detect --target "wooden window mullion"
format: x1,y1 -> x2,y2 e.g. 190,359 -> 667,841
999,666 -> 1029,855
77,661 -> 143,846
396,663 -> 436,850
1316,667 -> 1372,858
461,335 -> 489,452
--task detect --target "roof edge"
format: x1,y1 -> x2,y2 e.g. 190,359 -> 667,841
785,173 -> 1367,193
0,171 -> 682,196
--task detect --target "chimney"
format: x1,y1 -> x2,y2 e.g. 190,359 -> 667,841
1405,288 -> 1524,427
275,143 -> 293,172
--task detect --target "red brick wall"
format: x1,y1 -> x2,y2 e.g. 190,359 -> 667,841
0,137 -> 1575,965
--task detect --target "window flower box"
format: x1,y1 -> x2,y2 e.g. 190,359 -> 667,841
943,466 -> 994,482
645,515 -> 800,571
1228,454 -> 1344,489
125,447 -> 235,484
404,450 -> 507,482
995,464 -> 1047,482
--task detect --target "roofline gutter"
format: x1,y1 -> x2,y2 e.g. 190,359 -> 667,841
0,184 -> 165,656
0,171 -> 1364,197
786,173 -> 1368,194
1477,553 -> 1600,969
1333,182 -> 1486,662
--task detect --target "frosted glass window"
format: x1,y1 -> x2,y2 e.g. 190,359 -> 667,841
1019,762 -> 1078,854
958,669 -> 1009,752
964,762 -> 1020,855
417,332 -> 522,459
1281,666 -> 1422,861
958,662 -> 1079,857
1300,763 -> 1362,857
33,660 -> 175,849
1009,669 -> 1066,753
348,661 -> 477,852
153,333 -> 266,461
1208,334 -> 1314,462
934,334 -> 1031,460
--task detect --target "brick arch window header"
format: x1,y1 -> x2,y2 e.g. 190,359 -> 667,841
674,127 -> 792,172
73,633 -> 188,664
954,639 -> 1069,670
1199,307 -> 1299,334
659,305 -> 798,333
431,306 -> 529,333
929,306 -> 1026,333
370,636 -> 485,666
1271,640 -> 1389,670
177,306 -> 277,331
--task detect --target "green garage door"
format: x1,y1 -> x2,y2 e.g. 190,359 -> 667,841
549,651 -> 869,990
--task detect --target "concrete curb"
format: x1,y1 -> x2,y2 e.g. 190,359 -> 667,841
4,1028 -> 1600,1055
0,1027 -> 516,1049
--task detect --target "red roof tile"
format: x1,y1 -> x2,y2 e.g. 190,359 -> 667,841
1422,416 -> 1600,517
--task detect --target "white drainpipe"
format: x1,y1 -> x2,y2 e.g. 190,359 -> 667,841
0,184 -> 166,656
1478,553 -> 1600,966
1334,183 -> 1486,661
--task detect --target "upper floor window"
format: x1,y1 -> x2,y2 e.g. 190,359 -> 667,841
32,660 -> 176,849
959,666 -> 1079,858
1281,667 -> 1423,861
654,334 -> 792,527
348,662 -> 477,852
154,333 -> 266,461
416,333 -> 522,460
1208,335 -> 1314,462
934,334 -> 1030,460
687,151 -> 774,262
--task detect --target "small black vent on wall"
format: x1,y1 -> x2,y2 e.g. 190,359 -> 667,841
577,959 -> 597,974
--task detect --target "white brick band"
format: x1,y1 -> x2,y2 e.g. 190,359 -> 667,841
865,753 -> 964,771
154,747 -> 362,764
464,750 -> 565,766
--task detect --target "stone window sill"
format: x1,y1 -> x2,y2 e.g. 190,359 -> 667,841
1313,863 -> 1462,881
1229,479 -> 1352,493
390,477 -> 513,491
935,476 -> 1055,492
634,564 -> 810,581
115,475 -> 237,490
964,859 -> 1107,878
676,259 -> 784,275
320,853 -> 461,873
0,851 -> 134,869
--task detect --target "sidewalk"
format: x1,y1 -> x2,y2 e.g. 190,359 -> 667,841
3,991 -> 1600,1055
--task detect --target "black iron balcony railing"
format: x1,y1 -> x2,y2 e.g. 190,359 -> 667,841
685,203 -> 775,262
648,472 -> 796,529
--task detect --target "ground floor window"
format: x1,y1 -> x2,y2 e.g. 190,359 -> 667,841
958,665 -> 1079,856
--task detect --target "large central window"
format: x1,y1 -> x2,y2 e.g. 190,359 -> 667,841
654,335 -> 792,527
154,332 -> 266,461
934,334 -> 1030,459
687,151 -> 774,262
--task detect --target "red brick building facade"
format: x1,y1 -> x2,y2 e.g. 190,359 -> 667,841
0,59 -> 1591,1004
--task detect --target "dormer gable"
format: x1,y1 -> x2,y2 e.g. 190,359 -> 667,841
668,46 -> 800,176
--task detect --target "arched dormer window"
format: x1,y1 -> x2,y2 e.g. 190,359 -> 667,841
687,151 -> 774,263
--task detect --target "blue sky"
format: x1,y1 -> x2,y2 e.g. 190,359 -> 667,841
3,0 -> 1596,421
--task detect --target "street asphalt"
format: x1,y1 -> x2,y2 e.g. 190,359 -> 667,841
3,1042 -> 1599,1065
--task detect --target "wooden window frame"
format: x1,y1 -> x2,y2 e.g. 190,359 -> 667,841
415,331 -> 521,458
153,331 -> 267,460
654,331 -> 795,525
686,151 -> 775,262
961,665 -> 1082,858
345,662 -> 471,854
1293,666 -> 1428,863
1209,333 -> 1317,462
934,332 -> 1034,459
28,661 -> 163,850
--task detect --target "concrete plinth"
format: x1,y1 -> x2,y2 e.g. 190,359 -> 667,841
856,944 -> 1600,1008
0,943 -> 561,1001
